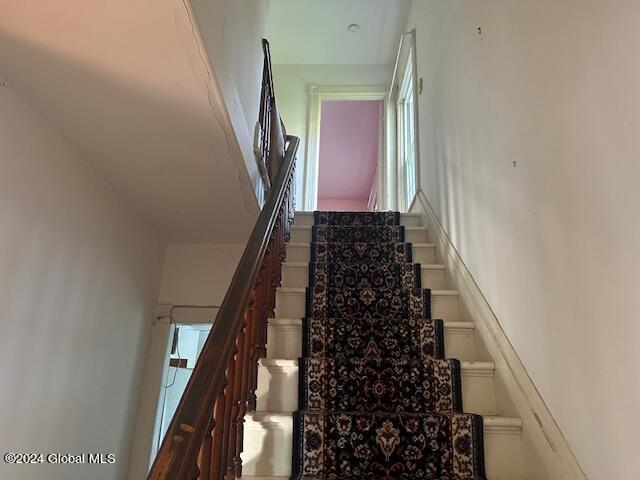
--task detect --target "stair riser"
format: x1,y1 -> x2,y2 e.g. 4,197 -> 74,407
290,227 -> 429,244
293,212 -> 424,227
266,323 -> 477,361
282,263 -> 447,289
256,365 -> 497,415
285,243 -> 437,264
274,289 -> 460,322
240,418 -> 522,479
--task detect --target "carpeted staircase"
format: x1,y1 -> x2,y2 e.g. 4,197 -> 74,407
241,210 -> 526,480
291,211 -> 485,479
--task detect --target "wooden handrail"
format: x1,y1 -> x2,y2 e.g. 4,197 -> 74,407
147,135 -> 299,479
257,39 -> 276,191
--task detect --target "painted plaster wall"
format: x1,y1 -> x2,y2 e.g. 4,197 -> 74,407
407,1 -> 640,477
317,198 -> 370,211
0,79 -> 164,480
191,0 -> 272,208
157,243 -> 245,306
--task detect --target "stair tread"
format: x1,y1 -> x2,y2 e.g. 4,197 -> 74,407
277,286 -> 459,295
287,241 -> 436,247
258,358 -> 494,371
292,225 -> 427,231
245,411 -> 522,431
295,211 -> 423,216
284,261 -> 446,269
268,318 -> 474,328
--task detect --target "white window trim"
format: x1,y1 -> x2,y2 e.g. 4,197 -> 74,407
389,29 -> 421,212
398,53 -> 417,211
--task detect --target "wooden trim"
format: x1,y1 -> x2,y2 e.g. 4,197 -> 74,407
391,29 -> 420,212
170,359 -> 188,369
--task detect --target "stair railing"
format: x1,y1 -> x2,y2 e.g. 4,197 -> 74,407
148,135 -> 298,480
147,37 -> 299,478
256,39 -> 275,191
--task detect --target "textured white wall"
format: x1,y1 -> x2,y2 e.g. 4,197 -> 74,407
0,79 -> 164,479
407,1 -> 640,478
191,0 -> 272,207
272,64 -> 392,209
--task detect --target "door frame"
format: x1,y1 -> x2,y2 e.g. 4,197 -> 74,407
302,84 -> 389,211
127,305 -> 218,479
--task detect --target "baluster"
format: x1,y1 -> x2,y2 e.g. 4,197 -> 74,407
265,234 -> 278,319
219,358 -> 238,478
248,275 -> 264,411
210,382 -> 227,479
234,294 -> 256,477
279,211 -> 287,263
189,464 -> 201,480
226,319 -> 248,479
258,249 -> 271,361
198,415 -> 215,479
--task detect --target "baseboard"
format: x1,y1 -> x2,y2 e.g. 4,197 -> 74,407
412,190 -> 587,480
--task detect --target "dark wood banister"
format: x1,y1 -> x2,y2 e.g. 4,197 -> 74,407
257,39 -> 276,191
148,37 -> 296,480
148,135 -> 299,479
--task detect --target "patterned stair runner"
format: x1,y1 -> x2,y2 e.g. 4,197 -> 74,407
292,211 -> 486,479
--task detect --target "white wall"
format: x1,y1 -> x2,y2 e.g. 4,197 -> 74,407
158,243 -> 245,306
407,1 -> 640,478
191,0 -> 271,206
317,198 -> 369,211
0,79 -> 165,479
272,64 -> 392,207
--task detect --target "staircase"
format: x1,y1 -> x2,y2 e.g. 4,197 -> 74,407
241,211 -> 525,479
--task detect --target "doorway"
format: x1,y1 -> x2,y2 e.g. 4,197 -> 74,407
316,100 -> 382,211
301,85 -> 388,211
155,323 -> 212,451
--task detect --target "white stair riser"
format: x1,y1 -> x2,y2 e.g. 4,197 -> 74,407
290,226 -> 429,244
285,243 -> 437,264
240,417 -> 523,479
275,289 -> 460,322
483,427 -> 526,480
256,364 -> 496,415
266,322 -> 477,361
241,422 -> 292,477
293,212 -> 424,227
282,263 -> 447,289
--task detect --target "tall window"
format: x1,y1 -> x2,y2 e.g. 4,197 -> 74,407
397,49 -> 417,210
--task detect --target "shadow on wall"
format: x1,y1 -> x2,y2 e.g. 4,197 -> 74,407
0,26 -> 256,242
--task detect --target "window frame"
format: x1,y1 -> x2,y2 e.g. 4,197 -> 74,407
396,45 -> 418,211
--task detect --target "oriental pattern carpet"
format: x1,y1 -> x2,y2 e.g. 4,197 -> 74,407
291,211 -> 485,480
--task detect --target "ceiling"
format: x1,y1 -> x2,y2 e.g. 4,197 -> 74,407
267,0 -> 411,65
0,1 -> 260,243
317,100 -> 381,201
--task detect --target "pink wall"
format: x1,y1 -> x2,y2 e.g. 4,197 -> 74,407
317,100 -> 381,211
317,197 -> 369,211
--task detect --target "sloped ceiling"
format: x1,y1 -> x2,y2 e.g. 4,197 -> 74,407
0,0 -> 261,243
267,0 -> 411,65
